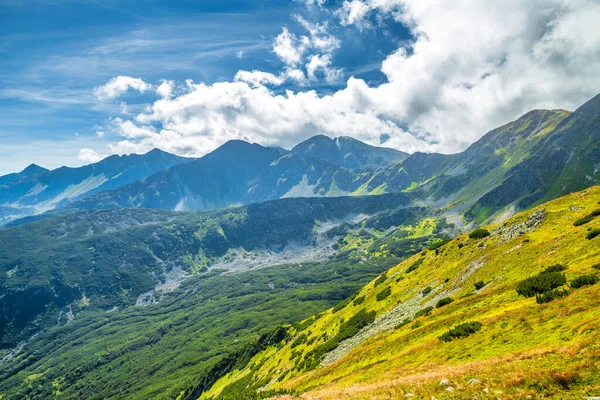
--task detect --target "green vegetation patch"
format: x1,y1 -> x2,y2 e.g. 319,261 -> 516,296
570,274 -> 599,289
376,287 -> 392,301
516,271 -> 567,297
436,297 -> 454,308
414,306 -> 434,318
536,288 -> 569,304
428,238 -> 452,251
474,281 -> 486,290
422,286 -> 432,296
469,228 -> 490,239
439,321 -> 483,342
586,229 -> 600,240
544,264 -> 568,273
374,273 -> 387,287
405,258 -> 424,274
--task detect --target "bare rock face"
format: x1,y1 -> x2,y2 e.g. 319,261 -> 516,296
492,209 -> 546,242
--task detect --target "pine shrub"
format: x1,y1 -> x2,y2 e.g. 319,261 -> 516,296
586,229 -> 600,240
516,271 -> 566,297
535,288 -> 569,304
570,274 -> 599,289
436,297 -> 454,308
439,321 -> 482,342
376,287 -> 392,301
414,306 -> 434,318
474,280 -> 486,290
406,258 -> 424,273
469,228 -> 490,239
422,286 -> 432,296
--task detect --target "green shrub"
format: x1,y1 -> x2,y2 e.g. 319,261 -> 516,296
592,209 -> 600,217
428,238 -> 451,251
395,318 -> 412,329
474,280 -> 486,290
352,295 -> 365,306
414,306 -> 434,318
333,297 -> 352,313
439,321 -> 482,342
592,263 -> 600,270
436,297 -> 454,308
570,274 -> 599,289
516,271 -> 567,297
457,243 -> 465,249
411,321 -> 422,329
406,258 -> 424,273
586,229 -> 600,240
469,228 -> 490,239
422,286 -> 432,296
376,287 -> 392,301
374,273 -> 387,287
544,264 -> 568,273
536,288 -> 569,304
574,215 -> 593,226
290,333 -> 307,348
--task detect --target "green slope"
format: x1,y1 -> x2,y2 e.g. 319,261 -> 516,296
207,185 -> 600,399
0,193 -> 454,399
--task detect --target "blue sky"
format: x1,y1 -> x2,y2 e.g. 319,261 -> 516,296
1,0 -> 599,175
0,0 -> 410,174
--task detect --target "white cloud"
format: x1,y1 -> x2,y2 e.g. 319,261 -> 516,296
78,148 -> 104,163
236,50 -> 244,59
102,0 -> 600,159
156,80 -> 175,99
306,54 -> 342,82
273,28 -> 307,66
94,76 -> 152,101
234,70 -> 285,87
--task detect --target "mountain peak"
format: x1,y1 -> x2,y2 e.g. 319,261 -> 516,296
21,163 -> 48,175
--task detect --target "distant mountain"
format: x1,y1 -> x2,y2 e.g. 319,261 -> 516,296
67,137 -> 401,212
0,149 -> 190,224
291,135 -> 407,170
0,163 -> 48,186
63,94 -> 600,226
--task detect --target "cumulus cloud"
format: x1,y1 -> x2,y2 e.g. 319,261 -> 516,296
156,80 -> 175,98
234,70 -> 285,87
94,76 -> 152,101
306,54 -> 342,82
273,28 -> 308,66
78,148 -> 104,163
102,0 -> 600,159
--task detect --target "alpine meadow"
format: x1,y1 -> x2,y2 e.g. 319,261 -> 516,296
1,1 -> 600,399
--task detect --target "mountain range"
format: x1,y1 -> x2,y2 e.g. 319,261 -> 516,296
0,94 -> 599,399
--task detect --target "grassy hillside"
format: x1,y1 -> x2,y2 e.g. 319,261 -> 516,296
0,193 -> 454,399
208,185 -> 600,399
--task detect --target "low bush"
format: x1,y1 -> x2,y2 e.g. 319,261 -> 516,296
428,238 -> 452,251
414,306 -> 434,318
439,321 -> 482,342
406,258 -> 424,274
457,243 -> 464,249
574,215 -> 593,226
376,287 -> 392,301
544,264 -> 567,273
586,229 -> 600,240
436,297 -> 454,308
352,295 -> 365,306
570,274 -> 599,289
395,318 -> 412,329
516,271 -> 566,297
422,286 -> 432,296
290,333 -> 307,348
374,273 -> 387,287
469,228 -> 490,239
535,288 -> 569,304
592,263 -> 600,270
474,280 -> 486,290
